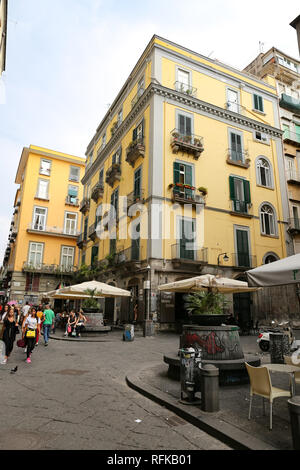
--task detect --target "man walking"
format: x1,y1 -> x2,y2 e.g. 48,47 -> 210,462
43,304 -> 55,347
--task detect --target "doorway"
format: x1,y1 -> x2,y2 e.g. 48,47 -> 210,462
233,275 -> 252,334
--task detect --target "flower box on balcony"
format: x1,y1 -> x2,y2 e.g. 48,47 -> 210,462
171,129 -> 204,160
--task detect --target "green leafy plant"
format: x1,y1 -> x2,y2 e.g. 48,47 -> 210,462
197,186 -> 208,196
184,291 -> 230,316
82,288 -> 100,309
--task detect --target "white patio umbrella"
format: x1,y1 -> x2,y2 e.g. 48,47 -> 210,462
51,280 -> 131,298
246,253 -> 300,287
158,273 -> 259,294
43,289 -> 104,300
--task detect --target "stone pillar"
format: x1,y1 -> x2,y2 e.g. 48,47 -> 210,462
201,364 -> 219,412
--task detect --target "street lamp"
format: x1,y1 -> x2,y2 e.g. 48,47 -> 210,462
143,264 -> 154,337
217,252 -> 229,266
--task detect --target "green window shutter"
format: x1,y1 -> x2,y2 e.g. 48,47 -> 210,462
185,117 -> 192,136
179,115 -> 185,134
254,94 -> 258,110
141,118 -> 145,137
133,126 -> 138,142
229,176 -> 236,200
243,180 -> 251,204
134,168 -> 141,197
174,162 -> 180,184
185,164 -> 193,185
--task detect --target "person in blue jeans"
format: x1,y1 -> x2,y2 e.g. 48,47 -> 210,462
43,305 -> 55,347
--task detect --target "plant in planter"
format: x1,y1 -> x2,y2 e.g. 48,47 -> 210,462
197,186 -> 208,196
184,135 -> 192,144
184,291 -> 231,325
82,288 -> 100,312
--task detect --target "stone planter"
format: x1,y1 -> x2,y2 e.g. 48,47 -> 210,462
189,314 -> 229,326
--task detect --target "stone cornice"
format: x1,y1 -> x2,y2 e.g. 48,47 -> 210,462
82,82 -> 283,185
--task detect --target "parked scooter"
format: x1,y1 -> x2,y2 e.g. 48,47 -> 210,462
257,321 -> 294,352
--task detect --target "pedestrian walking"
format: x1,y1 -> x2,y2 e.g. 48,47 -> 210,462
22,302 -> 31,317
75,310 -> 87,337
42,304 -> 55,346
36,306 -> 44,345
1,307 -> 19,364
23,307 -> 40,363
1,304 -> 9,321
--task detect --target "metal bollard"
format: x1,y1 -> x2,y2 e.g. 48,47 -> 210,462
201,364 -> 219,412
288,396 -> 300,450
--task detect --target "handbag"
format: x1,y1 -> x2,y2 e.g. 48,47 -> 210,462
67,325 -> 72,333
26,329 -> 36,338
71,330 -> 76,337
17,339 -> 26,348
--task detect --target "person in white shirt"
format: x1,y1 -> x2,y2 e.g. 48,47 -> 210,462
22,302 -> 31,317
23,307 -> 41,364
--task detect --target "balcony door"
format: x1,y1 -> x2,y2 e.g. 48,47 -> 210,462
33,207 -> 47,231
28,242 -> 44,269
179,218 -> 196,260
60,246 -> 75,271
235,227 -> 250,268
64,212 -> 77,235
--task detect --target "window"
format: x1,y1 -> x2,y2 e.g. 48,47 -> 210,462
260,204 -> 277,236
69,166 -> 80,182
254,131 -> 269,144
101,133 -> 107,150
253,94 -> 264,112
264,253 -> 279,264
176,68 -> 191,93
133,119 -> 144,143
112,147 -> 122,165
32,207 -> 47,231
39,159 -> 51,176
83,217 -> 88,240
28,242 -> 43,268
95,204 -> 102,226
229,176 -> 251,213
137,77 -> 144,97
134,167 -> 142,199
64,212 -> 77,235
110,188 -> 119,220
227,89 -> 239,113
131,222 -> 140,261
229,131 -> 243,162
256,157 -> 272,188
178,113 -> 192,137
67,185 -> 79,204
36,179 -> 49,200
285,156 -> 295,180
117,108 -> 123,126
60,246 -> 74,270
178,217 -> 196,260
91,245 -> 99,267
173,162 -> 193,199
99,168 -> 104,185
25,273 -> 40,292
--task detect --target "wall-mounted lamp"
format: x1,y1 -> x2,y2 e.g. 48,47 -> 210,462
217,253 -> 229,266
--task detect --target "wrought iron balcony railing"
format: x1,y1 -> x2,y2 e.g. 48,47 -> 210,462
231,200 -> 251,215
286,169 -> 300,184
65,195 -> 79,206
91,182 -> 104,202
171,129 -> 204,159
105,163 -> 121,187
79,197 -> 90,214
174,81 -> 197,97
127,189 -> 145,212
171,184 -> 205,205
27,224 -> 79,237
125,138 -> 145,167
283,129 -> 300,146
171,244 -> 208,263
231,253 -> 257,269
226,148 -> 250,167
23,262 -> 77,275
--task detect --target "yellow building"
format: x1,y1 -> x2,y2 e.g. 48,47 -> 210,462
0,0 -> 7,76
2,145 -> 85,305
80,36 -> 290,329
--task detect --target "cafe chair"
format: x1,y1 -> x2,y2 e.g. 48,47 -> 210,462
245,363 -> 291,430
284,355 -> 300,385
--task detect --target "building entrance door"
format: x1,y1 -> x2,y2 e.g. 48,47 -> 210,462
233,275 -> 252,334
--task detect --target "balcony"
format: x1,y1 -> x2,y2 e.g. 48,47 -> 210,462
77,233 -> 88,249
171,184 -> 205,206
23,262 -> 77,275
91,182 -> 104,202
105,163 -> 121,187
230,200 -> 252,217
65,195 -> 79,207
27,224 -> 79,239
131,88 -> 144,109
171,129 -> 204,159
115,246 -> 142,270
125,138 -> 145,167
174,81 -> 197,97
288,218 -> 300,234
280,93 -> 300,114
127,189 -> 145,215
79,197 -> 90,214
171,244 -> 208,269
286,170 -> 300,185
88,222 -> 99,241
231,253 -> 257,269
226,148 -> 250,168
283,129 -> 300,147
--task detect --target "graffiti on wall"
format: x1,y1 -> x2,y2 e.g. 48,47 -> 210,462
184,332 -> 225,355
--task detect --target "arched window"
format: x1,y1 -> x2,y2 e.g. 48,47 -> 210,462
256,157 -> 272,188
264,254 -> 278,264
260,203 -> 277,236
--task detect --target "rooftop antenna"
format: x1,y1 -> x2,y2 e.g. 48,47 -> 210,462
259,41 -> 265,54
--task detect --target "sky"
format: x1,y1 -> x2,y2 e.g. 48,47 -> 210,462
0,0 -> 299,263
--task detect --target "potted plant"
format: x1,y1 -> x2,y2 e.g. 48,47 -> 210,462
198,186 -> 208,196
82,288 -> 100,313
184,291 -> 231,326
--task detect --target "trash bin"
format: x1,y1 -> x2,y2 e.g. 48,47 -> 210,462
270,332 -> 285,364
288,396 -> 300,450
179,347 -> 202,405
123,324 -> 134,342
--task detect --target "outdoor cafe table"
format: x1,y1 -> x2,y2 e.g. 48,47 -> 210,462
264,363 -> 300,396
